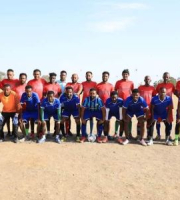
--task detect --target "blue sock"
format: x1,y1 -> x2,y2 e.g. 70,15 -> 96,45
97,124 -> 103,137
81,124 -> 86,137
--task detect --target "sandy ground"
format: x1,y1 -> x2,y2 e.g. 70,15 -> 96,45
0,95 -> 180,200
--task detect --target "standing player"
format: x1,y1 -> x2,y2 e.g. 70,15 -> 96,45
148,87 -> 173,145
80,88 -> 106,143
40,91 -> 61,144
60,86 -> 81,142
14,73 -> 27,100
115,69 -> 134,138
57,70 -> 67,94
155,72 -> 175,140
19,85 -> 40,139
27,69 -> 47,137
122,89 -> 149,146
138,76 -> 156,139
174,95 -> 180,146
81,71 -> 97,135
104,91 -> 123,143
0,84 -> 21,142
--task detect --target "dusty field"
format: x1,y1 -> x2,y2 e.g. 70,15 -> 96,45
0,95 -> 179,200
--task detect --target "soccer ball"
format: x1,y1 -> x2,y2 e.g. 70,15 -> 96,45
88,133 -> 96,142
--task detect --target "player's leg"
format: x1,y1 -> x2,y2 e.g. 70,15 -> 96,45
30,118 -> 35,139
0,113 -> 5,141
11,113 -> 19,143
46,117 -> 51,137
137,116 -> 147,146
90,117 -> 93,134
174,122 -> 180,146
122,115 -> 131,145
80,110 -> 89,143
155,122 -> 161,140
74,117 -> 81,142
37,120 -> 46,143
164,121 -> 173,146
60,117 -> 68,141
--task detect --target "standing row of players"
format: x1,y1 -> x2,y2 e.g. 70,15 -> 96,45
0,69 -> 180,146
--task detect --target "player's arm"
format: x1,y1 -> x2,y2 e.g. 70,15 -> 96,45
177,100 -> 180,124
77,84 -> 83,96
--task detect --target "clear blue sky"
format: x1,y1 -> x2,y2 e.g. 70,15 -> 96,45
0,0 -> 180,86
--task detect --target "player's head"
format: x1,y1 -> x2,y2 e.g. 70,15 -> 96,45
60,70 -> 67,81
47,91 -> 55,102
49,72 -> 57,83
102,71 -> 109,82
144,75 -> 151,86
132,88 -> 140,101
159,87 -> 166,99
25,85 -> 33,97
3,84 -> 11,95
71,73 -> 79,83
89,88 -> 97,99
163,72 -> 170,83
7,69 -> 14,80
33,69 -> 41,80
122,69 -> 130,80
110,91 -> 118,102
86,71 -> 93,81
19,73 -> 27,84
65,86 -> 73,99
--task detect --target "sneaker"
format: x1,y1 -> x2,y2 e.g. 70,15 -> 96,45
117,137 -> 123,144
135,135 -> 141,142
61,136 -> 67,142
113,133 -> 118,139
165,140 -> 173,146
76,136 -> 80,142
139,139 -> 147,146
14,137 -> 19,143
102,136 -> 108,143
55,135 -> 61,144
147,139 -> 153,146
38,135 -> 46,144
29,132 -> 35,140
174,140 -> 179,146
154,135 -> 161,141
19,137 -> 25,143
122,139 -> 129,145
80,136 -> 86,143
97,137 -> 102,143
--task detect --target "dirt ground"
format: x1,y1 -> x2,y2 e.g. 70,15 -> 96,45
0,95 -> 180,200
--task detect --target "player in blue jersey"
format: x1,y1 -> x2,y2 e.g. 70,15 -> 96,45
19,85 -> 40,140
80,88 -> 106,143
147,87 -> 173,146
104,91 -> 123,143
122,89 -> 149,146
60,86 -> 81,142
40,91 -> 61,143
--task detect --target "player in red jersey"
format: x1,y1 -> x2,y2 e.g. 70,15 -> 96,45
155,72 -> 175,140
1,69 -> 19,136
115,69 -> 134,138
137,76 -> 156,140
14,73 -> 27,100
27,69 -> 47,138
81,71 -> 97,135
175,79 -> 180,97
43,72 -> 61,137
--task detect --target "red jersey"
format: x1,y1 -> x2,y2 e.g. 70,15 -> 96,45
14,83 -> 27,100
27,78 -> 47,100
81,81 -> 97,103
66,82 -> 83,97
176,81 -> 180,95
156,82 -> 175,97
115,79 -> 134,100
96,82 -> 114,104
138,85 -> 156,106
1,79 -> 19,91
43,82 -> 61,98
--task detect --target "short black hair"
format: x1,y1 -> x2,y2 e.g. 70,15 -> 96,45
110,91 -> 118,96
4,84 -> 11,88
7,69 -> 14,73
86,71 -> 93,75
102,71 -> 110,76
65,86 -> 73,91
19,73 -> 27,78
122,69 -> 130,75
60,70 -> 67,74
33,69 -> 41,74
132,89 -> 139,93
49,72 -> 57,77
90,88 -> 97,92
25,85 -> 32,90
47,91 -> 54,95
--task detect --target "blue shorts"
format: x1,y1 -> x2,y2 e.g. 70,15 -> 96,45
154,113 -> 167,121
127,110 -> 144,118
44,113 -> 60,121
62,109 -> 79,118
22,111 -> 38,123
83,110 -> 102,121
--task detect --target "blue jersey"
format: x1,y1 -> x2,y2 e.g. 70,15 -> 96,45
105,97 -> 123,113
82,96 -> 104,111
20,92 -> 40,112
60,93 -> 80,111
151,95 -> 172,115
123,96 -> 148,113
41,98 -> 60,115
